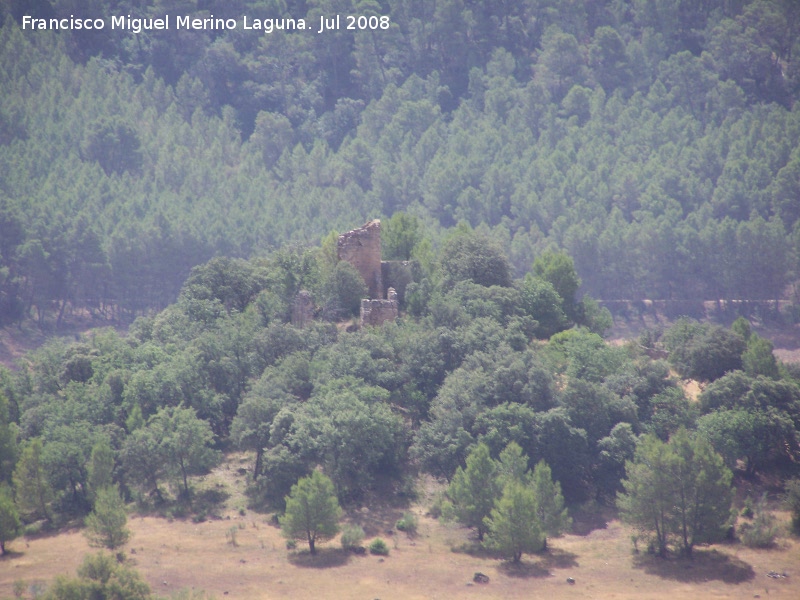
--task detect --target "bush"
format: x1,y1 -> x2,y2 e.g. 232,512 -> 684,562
369,538 -> 389,555
428,493 -> 452,520
739,496 -> 780,548
226,526 -> 238,547
395,512 -> 418,535
340,524 -> 365,550
740,497 -> 754,519
784,478 -> 800,533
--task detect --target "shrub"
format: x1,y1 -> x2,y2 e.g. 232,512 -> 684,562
784,478 -> 800,533
739,496 -> 780,548
740,497 -> 754,519
395,512 -> 418,535
340,524 -> 365,550
225,526 -> 238,547
285,539 -> 297,550
369,538 -> 389,556
428,492 -> 452,520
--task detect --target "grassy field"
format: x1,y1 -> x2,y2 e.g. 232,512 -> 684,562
2,465 -> 798,600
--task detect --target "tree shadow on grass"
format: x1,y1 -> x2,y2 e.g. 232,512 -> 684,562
287,547 -> 351,569
0,549 -> 25,561
633,549 -> 755,584
570,504 -> 614,536
499,547 -> 580,579
498,559 -> 552,579
450,541 -> 505,559
538,547 -> 580,570
346,504 -> 406,539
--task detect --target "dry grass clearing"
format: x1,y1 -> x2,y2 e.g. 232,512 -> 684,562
2,502 -> 799,600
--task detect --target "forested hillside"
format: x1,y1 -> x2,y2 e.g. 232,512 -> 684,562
2,0 -> 800,327
1,224 -> 799,533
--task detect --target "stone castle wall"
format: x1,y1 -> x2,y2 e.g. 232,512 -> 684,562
360,287 -> 399,327
337,219 -> 383,300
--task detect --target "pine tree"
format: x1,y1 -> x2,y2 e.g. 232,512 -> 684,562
531,460 -> 571,550
280,471 -> 341,555
84,485 -> 130,550
447,443 -> 500,541
12,439 -> 53,522
87,438 -> 115,505
484,481 -> 544,563
0,487 -> 21,555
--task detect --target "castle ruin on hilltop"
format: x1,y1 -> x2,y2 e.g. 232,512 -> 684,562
290,219 -> 413,328
337,219 -> 413,327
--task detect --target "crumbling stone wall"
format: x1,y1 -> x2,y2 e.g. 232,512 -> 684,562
360,287 -> 399,327
338,219 -> 383,299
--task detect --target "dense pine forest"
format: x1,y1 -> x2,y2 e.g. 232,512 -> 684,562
1,0 -> 800,326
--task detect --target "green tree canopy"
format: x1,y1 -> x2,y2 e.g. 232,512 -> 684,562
84,485 -> 130,551
447,442 -> 500,541
42,552 -> 151,600
280,470 -> 342,555
617,430 -> 733,557
0,487 -> 21,555
484,480 -> 544,563
439,230 -> 512,288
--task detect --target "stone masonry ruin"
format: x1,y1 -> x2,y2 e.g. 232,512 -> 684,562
360,287 -> 399,327
337,219 -> 413,327
337,219 -> 384,300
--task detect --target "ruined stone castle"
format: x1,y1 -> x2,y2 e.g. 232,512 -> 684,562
290,219 -> 412,328
337,219 -> 413,327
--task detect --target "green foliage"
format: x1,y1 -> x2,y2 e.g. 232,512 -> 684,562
395,512 -> 418,535
280,471 -> 342,555
369,537 -> 389,555
742,334 -> 779,379
42,552 -> 151,600
149,406 -> 220,498
518,275 -> 569,338
12,438 -> 53,523
439,231 -> 512,288
496,442 -> 529,485
7,5 -> 800,526
0,391 -> 17,484
81,117 -> 143,176
121,405 -> 220,501
340,524 -> 365,550
696,371 -> 800,474
321,261 -> 368,319
618,430 -> 733,557
1,0 -> 800,332
84,485 -> 130,550
730,317 -> 752,342
739,495 -> 780,548
532,251 -> 581,318
596,422 -> 638,499
383,212 -> 423,261
484,481 -> 544,563
447,443 -> 500,541
530,460 -> 571,545
784,478 -> 800,533
0,487 -> 21,555
87,438 -> 115,504
663,320 -> 745,382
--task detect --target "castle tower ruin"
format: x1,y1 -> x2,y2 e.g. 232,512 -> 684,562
337,219 -> 383,299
